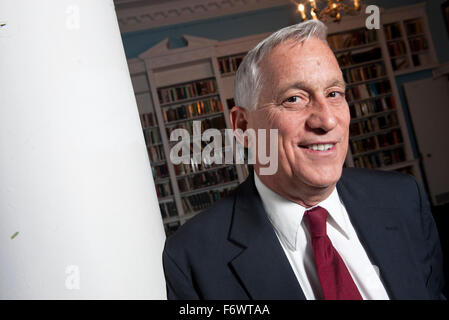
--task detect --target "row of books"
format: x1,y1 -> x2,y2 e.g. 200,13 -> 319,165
170,138 -> 230,165
384,23 -> 402,40
408,37 -> 428,52
353,147 -> 406,169
349,95 -> 396,119
143,127 -> 162,146
343,63 -> 385,84
177,166 -> 238,193
336,47 -> 382,68
152,163 -> 169,179
350,112 -> 399,137
166,116 -> 227,137
174,161 -> 231,176
163,98 -> 223,123
181,186 -> 234,213
327,29 -> 377,51
346,80 -> 391,102
350,129 -> 403,155
139,112 -> 157,129
147,144 -> 165,163
405,19 -> 424,36
388,40 -> 407,57
157,79 -> 218,105
217,54 -> 245,74
160,201 -> 177,219
156,182 -> 172,198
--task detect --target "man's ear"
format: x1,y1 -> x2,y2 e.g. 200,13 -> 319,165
230,106 -> 250,148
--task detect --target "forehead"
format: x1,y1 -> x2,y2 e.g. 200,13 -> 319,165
258,38 -> 341,81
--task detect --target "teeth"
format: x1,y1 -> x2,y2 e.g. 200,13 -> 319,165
307,144 -> 334,151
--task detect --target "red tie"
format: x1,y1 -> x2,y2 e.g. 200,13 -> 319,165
304,206 -> 363,300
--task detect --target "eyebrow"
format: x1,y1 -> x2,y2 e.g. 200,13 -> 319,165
276,79 -> 347,98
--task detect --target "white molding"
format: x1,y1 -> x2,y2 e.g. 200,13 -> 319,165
116,0 -> 290,34
139,35 -> 218,69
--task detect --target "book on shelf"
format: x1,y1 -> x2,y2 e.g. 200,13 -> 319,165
166,115 -> 227,137
346,80 -> 391,102
350,112 -> 399,136
174,162 -> 231,176
384,23 -> 402,40
408,37 -> 428,52
177,166 -> 238,193
159,201 -> 178,219
143,127 -> 162,145
163,97 -> 223,123
343,62 -> 386,83
147,144 -> 165,163
217,53 -> 245,74
139,112 -> 156,128
337,47 -> 382,67
387,40 -> 407,57
350,128 -> 403,155
155,182 -> 172,198
327,29 -> 377,51
404,18 -> 424,36
349,95 -> 396,118
152,163 -> 169,179
182,186 -> 234,213
157,78 -> 218,105
353,147 -> 405,169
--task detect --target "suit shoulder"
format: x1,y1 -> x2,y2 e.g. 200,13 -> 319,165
342,167 -> 417,187
340,168 -> 420,202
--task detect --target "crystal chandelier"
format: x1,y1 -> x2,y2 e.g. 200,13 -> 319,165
297,0 -> 362,22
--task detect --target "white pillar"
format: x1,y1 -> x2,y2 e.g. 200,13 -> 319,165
0,0 -> 166,299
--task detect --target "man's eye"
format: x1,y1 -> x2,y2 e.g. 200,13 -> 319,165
328,91 -> 344,98
285,96 -> 301,103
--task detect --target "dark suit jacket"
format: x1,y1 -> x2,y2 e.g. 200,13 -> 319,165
162,168 -> 445,299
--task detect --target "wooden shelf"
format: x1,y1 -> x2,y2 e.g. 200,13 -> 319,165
179,180 -> 239,197
350,109 -> 396,122
164,111 -> 224,127
350,126 -> 401,141
352,143 -> 404,157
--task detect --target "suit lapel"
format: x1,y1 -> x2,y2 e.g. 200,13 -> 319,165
337,173 -> 429,299
227,172 -> 306,300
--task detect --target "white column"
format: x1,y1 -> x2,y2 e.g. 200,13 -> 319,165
0,0 -> 166,299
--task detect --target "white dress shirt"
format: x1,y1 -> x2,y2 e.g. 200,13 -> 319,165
254,173 -> 390,300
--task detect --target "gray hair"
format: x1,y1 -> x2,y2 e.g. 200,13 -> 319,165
234,20 -> 328,110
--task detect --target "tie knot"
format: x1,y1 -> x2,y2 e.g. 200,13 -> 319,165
304,206 -> 328,238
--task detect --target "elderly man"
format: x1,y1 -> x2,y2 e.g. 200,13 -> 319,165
162,20 -> 445,300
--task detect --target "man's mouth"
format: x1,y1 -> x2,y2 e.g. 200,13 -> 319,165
298,142 -> 337,152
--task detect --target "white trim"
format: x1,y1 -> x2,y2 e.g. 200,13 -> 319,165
116,0 -> 290,34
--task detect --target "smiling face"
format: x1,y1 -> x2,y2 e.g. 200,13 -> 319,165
237,37 -> 350,206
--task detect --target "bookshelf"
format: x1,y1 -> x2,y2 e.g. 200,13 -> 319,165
127,3 -> 437,235
135,36 -> 249,236
327,26 -> 418,177
382,12 -> 438,75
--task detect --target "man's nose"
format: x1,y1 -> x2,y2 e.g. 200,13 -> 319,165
305,96 -> 337,132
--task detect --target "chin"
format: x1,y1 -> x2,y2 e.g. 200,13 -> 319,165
299,166 -> 343,189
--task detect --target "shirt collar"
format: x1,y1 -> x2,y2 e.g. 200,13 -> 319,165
254,172 -> 350,251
